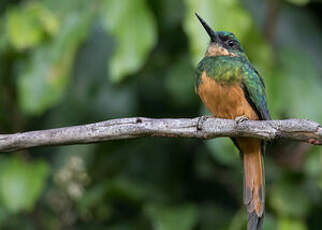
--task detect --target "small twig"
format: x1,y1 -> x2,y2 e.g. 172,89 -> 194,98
0,117 -> 321,152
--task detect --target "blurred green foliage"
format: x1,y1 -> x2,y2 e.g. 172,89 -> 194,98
0,156 -> 49,213
0,0 -> 322,229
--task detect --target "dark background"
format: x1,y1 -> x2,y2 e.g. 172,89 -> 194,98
0,0 -> 322,229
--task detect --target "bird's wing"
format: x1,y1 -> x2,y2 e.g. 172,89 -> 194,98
241,64 -> 270,120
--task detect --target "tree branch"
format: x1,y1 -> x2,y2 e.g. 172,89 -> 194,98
0,117 -> 321,152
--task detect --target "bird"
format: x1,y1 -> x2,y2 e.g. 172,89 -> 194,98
194,14 -> 270,230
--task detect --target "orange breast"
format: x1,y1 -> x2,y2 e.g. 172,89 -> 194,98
197,71 -> 258,120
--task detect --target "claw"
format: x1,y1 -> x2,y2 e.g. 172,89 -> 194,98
235,115 -> 249,124
197,115 -> 209,130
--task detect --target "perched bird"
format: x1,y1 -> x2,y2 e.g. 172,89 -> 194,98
194,14 -> 270,230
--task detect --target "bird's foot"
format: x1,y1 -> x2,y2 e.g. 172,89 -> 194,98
197,115 -> 209,130
235,115 -> 249,124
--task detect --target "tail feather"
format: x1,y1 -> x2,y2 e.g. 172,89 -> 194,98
248,211 -> 264,230
237,138 -> 265,230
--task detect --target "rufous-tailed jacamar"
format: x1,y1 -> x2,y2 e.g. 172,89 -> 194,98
194,14 -> 270,230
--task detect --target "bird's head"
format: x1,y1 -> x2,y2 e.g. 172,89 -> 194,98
195,13 -> 245,58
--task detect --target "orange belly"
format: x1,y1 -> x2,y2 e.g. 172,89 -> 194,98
197,71 -> 258,120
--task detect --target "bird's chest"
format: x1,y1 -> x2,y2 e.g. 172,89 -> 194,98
197,72 -> 258,120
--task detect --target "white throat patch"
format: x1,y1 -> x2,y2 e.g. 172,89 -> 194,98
206,43 -> 237,57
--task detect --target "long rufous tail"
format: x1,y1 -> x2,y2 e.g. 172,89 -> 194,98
237,138 -> 265,230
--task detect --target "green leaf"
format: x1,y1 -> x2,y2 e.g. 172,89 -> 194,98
165,56 -> 195,107
267,48 -> 322,122
17,12 -> 93,114
100,0 -> 157,82
0,157 -> 49,213
6,7 -> 44,50
6,3 -> 59,50
278,217 -> 308,230
206,138 -> 239,166
270,182 -> 311,218
34,3 -> 60,36
145,203 -> 198,230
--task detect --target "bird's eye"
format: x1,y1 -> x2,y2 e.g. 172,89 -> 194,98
227,40 -> 235,47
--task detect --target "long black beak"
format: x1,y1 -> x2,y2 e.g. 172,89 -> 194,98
195,13 -> 218,43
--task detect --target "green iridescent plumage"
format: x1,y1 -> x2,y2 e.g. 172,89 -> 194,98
195,55 -> 270,120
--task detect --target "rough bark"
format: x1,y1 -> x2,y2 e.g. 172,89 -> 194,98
0,117 -> 321,152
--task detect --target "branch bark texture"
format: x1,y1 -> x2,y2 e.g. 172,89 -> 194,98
0,117 -> 321,152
